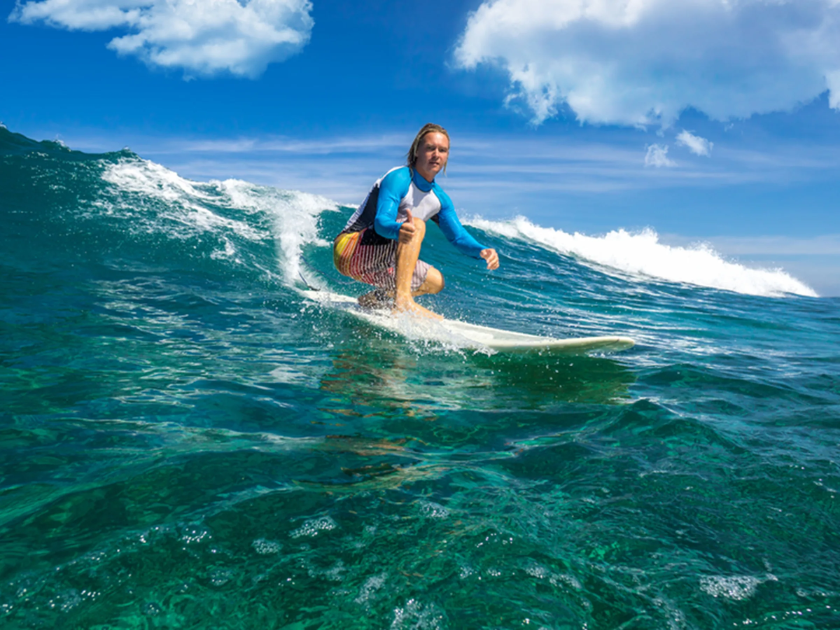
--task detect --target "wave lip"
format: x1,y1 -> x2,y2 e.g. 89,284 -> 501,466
468,216 -> 818,298
99,156 -> 337,284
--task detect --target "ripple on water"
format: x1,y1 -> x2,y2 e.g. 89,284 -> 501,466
251,538 -> 282,555
699,574 -> 769,600
391,598 -> 446,629
289,516 -> 338,539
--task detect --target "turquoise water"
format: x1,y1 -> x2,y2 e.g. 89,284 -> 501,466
1,126 -> 839,629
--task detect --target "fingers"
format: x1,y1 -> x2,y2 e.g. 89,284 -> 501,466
481,249 -> 500,270
398,221 -> 415,244
400,221 -> 416,235
398,209 -> 417,244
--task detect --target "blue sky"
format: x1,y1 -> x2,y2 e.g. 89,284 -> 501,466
2,0 -> 840,294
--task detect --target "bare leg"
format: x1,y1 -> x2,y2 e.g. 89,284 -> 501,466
358,267 -> 442,310
413,267 -> 444,297
393,218 -> 443,319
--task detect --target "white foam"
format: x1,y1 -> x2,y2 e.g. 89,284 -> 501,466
218,178 -> 337,285
289,516 -> 337,539
699,575 -> 761,600
209,567 -> 234,587
419,501 -> 450,519
101,158 -> 265,242
390,598 -> 445,629
467,216 -> 818,298
355,573 -> 387,604
252,538 -> 282,555
99,157 -> 338,283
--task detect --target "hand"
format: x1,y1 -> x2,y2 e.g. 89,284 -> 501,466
398,209 -> 416,244
480,248 -> 499,270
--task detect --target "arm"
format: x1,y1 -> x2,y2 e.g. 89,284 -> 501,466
373,168 -> 411,240
434,190 -> 487,259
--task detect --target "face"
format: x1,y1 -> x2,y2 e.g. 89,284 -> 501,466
415,132 -> 449,181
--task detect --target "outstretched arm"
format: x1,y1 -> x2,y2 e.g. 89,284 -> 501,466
435,196 -> 499,269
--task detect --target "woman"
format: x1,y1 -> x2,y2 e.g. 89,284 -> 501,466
333,123 -> 499,318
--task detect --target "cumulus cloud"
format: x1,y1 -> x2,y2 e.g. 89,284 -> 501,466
454,0 -> 840,126
645,144 -> 675,168
9,0 -> 313,77
676,130 -> 713,157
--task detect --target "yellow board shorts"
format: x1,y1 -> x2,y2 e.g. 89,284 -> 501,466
333,228 -> 430,292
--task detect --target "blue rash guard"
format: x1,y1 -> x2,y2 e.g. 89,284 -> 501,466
340,166 -> 486,258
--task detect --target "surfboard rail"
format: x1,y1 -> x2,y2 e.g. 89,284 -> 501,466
300,289 -> 635,355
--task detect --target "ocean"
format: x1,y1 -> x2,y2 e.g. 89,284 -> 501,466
1,125 -> 838,629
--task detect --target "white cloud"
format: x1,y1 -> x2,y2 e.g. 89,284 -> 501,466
827,70 -> 840,109
676,130 -> 713,157
9,0 -> 314,77
644,144 -> 675,168
454,0 -> 840,126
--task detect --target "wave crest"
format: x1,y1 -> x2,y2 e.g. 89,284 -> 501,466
100,157 -> 336,284
467,216 -> 818,298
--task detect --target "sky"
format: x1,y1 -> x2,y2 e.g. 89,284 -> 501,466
2,0 -> 840,295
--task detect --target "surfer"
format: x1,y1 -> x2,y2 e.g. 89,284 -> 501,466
332,123 -> 499,318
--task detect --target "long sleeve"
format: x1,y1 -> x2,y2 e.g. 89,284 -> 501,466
434,188 -> 486,258
373,168 -> 411,240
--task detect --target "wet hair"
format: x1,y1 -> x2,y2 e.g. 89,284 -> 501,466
406,123 -> 450,174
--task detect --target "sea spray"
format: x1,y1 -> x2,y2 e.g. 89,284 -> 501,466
220,179 -> 336,286
2,126 -> 838,629
99,156 -> 337,284
466,215 -> 818,298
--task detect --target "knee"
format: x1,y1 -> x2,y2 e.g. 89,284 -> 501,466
412,217 -> 426,238
426,267 -> 444,294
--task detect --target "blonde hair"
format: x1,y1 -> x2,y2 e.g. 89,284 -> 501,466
406,123 -> 450,174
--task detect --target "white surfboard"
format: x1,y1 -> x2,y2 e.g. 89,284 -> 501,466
300,290 -> 635,355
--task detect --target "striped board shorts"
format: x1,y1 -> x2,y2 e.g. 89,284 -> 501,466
333,228 -> 430,292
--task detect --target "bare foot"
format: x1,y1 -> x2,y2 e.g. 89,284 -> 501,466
358,290 -> 392,310
393,296 -> 444,320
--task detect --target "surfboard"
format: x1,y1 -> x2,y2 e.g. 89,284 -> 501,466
300,290 -> 635,355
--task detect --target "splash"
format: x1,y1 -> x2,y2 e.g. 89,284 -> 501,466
467,216 -> 818,298
96,154 -> 816,297
219,178 -> 336,285
100,157 -> 336,284
101,158 -> 265,241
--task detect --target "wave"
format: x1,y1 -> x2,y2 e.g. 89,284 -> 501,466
2,125 -> 817,300
466,216 -> 818,298
95,158 -> 819,299
98,157 -> 337,285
